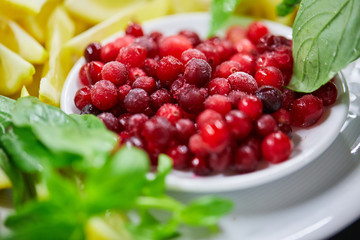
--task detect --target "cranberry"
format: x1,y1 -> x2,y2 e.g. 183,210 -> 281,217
273,45 -> 293,72
230,53 -> 255,75
255,52 -> 279,71
256,34 -> 291,53
142,116 -> 175,149
234,38 -> 257,55
215,61 -> 241,78
157,56 -> 183,86
132,76 -> 157,94
246,21 -> 269,44
142,58 -> 158,77
101,61 -> 128,86
149,31 -> 163,42
118,113 -> 131,131
313,81 -> 337,106
74,86 -> 92,110
125,113 -> 149,136
227,72 -> 258,93
238,95 -> 263,120
80,104 -> 101,115
87,61 -> 104,85
125,22 -> 144,37
189,134 -> 208,156
242,136 -> 262,159
208,147 -> 232,172
225,110 -> 252,140
180,49 -> 207,65
84,42 -> 102,62
128,67 -> 146,84
109,105 -> 123,117
204,94 -> 232,116
125,136 -> 146,149
98,112 -> 120,132
200,119 -> 230,153
234,144 -> 259,173
91,80 -> 118,111
79,63 -> 90,86
175,118 -> 196,143
178,30 -> 201,46
262,131 -> 292,163
100,35 -> 135,62
134,36 -> 158,58
281,87 -> 296,111
226,25 -> 246,44
184,58 -> 212,87
279,123 -> 293,138
150,88 -> 173,111
272,108 -> 291,125
123,88 -> 150,113
228,90 -> 248,108
290,95 -> 324,127
159,35 -> 193,59
196,109 -> 222,128
118,84 -> 132,103
196,43 -> 221,68
167,145 -> 191,170
255,114 -> 279,137
117,44 -> 147,68
156,103 -> 182,125
169,76 -> 186,98
255,66 -> 284,89
255,86 -> 283,113
208,78 -> 231,96
177,85 -> 205,114
119,131 -> 131,143
191,156 -> 212,176
214,40 -> 236,61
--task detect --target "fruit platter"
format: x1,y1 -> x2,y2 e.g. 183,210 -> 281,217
0,0 -> 360,239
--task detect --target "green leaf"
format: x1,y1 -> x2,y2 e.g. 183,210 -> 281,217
0,95 -> 15,134
276,0 -> 300,17
144,154 -> 172,196
209,0 -> 241,37
289,0 -> 360,92
180,196 -> 233,226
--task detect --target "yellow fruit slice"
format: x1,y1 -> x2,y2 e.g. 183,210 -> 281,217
0,15 -> 48,64
0,0 -> 47,15
66,0 -> 170,56
0,168 -> 11,189
170,0 -> 210,13
20,85 -> 30,97
39,6 -> 75,106
0,43 -> 35,96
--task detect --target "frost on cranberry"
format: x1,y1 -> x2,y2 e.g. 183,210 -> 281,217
117,43 -> 147,68
180,49 -> 207,65
177,85 -> 205,114
227,71 -> 258,93
208,78 -> 231,96
290,95 -> 324,127
157,56 -> 183,86
156,103 -> 182,125
101,61 -> 128,86
215,61 -> 241,78
184,58 -> 212,87
90,80 -> 118,111
124,88 -> 150,113
126,113 -> 149,136
74,86 -> 92,110
132,76 -> 156,94
98,112 -> 120,132
150,89 -> 173,111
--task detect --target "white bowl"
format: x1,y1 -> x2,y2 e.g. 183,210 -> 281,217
61,13 -> 349,193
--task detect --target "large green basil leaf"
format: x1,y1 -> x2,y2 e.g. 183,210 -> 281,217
0,96 -> 15,135
209,0 -> 241,37
289,0 -> 360,92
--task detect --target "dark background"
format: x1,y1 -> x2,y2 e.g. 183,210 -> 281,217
330,218 -> 360,240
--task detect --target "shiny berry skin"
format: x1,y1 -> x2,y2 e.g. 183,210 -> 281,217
159,35 -> 193,59
178,30 -> 201,46
234,38 -> 257,55
132,76 -> 157,94
125,113 -> 149,136
208,78 -> 231,96
189,134 -> 208,156
255,52 -> 279,71
200,120 -> 230,153
214,39 -> 236,61
128,67 -> 146,84
234,144 -> 259,173
177,85 -> 205,114
215,61 -> 241,78
196,43 -> 221,68
167,145 -> 191,170
142,116 -> 175,149
313,81 -> 338,106
134,36 -> 158,58
175,118 -> 196,143
80,104 -> 101,115
246,21 -> 269,44
256,34 -> 292,53
191,156 -> 212,176
255,114 -> 279,137
238,95 -> 263,120
255,66 -> 284,89
229,53 -> 255,76
290,95 -> 324,127
204,94 -> 232,116
208,147 -> 232,172
124,88 -> 150,113
228,90 -> 248,108
184,58 -> 212,87
180,49 -> 207,65
142,58 -> 158,77
281,88 -> 296,111
84,42 -> 102,62
74,86 -> 92,110
79,63 -> 90,86
225,110 -> 252,140
125,22 -> 144,37
91,80 -> 118,111
98,112 -> 120,132
255,85 -> 284,113
118,84 -> 132,103
262,131 -> 292,163
100,35 -> 135,62
226,25 -> 246,44
101,61 -> 128,86
118,113 -> 131,131
156,103 -> 182,125
150,88 -> 173,111
196,109 -> 223,130
227,72 -> 258,93
125,136 -> 146,149
87,61 -> 104,85
157,56 -> 183,86
272,108 -> 291,125
149,31 -> 163,42
117,44 -> 147,68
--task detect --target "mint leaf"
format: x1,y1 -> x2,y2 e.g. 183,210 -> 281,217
144,154 -> 172,196
289,0 -> 360,92
0,96 -> 15,135
209,0 -> 241,37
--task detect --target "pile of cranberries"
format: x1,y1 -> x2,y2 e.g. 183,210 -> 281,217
74,21 -> 338,176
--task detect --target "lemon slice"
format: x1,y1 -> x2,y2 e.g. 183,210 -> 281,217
20,85 -> 30,97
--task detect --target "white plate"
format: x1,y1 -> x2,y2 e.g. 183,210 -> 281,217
61,13 -> 349,192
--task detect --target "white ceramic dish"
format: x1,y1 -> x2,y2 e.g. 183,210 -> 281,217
61,13 -> 349,193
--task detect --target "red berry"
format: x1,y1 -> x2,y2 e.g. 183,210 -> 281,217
204,94 -> 232,116
178,30 -> 201,46
208,147 -> 232,172
247,21 -> 269,44
119,131 -> 131,143
225,110 -> 252,140
175,119 -> 196,143
227,72 -> 258,94
80,104 -> 101,115
101,61 -> 128,86
196,43 -> 221,68
208,78 -> 231,96
196,109 -> 223,130
226,25 -> 246,44
256,34 -> 292,53
191,156 -> 212,176
157,56 -> 183,86
142,58 -> 158,77
156,103 -> 182,125
142,116 -> 175,149
255,52 -> 279,71
189,134 -> 208,156
313,81 -> 337,106
255,114 -> 279,137
177,85 -> 206,114
100,35 -> 135,62
159,35 -> 193,59
132,76 -> 157,94
125,22 -> 144,37
134,36 -> 158,58
290,95 -> 324,127
98,112 -> 120,132
255,86 -> 283,113
150,88 -> 173,111
128,67 -> 146,84
234,144 -> 259,173
180,49 -> 207,65
117,44 -> 147,68
200,120 -> 230,153
84,42 -> 102,62
228,90 -> 248,108
234,38 -> 257,55
167,145 -> 191,170
118,113 -> 131,131
230,53 -> 255,75
255,66 -> 284,89
262,131 -> 292,163
281,87 -> 296,111
124,88 -> 150,113
184,58 -> 212,87
74,86 -> 92,110
126,113 -> 149,136
238,95 -> 263,120
79,63 -> 90,86
215,61 -> 241,78
118,84 -> 132,103
272,108 -> 291,125
91,80 -> 118,111
87,61 -> 104,85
